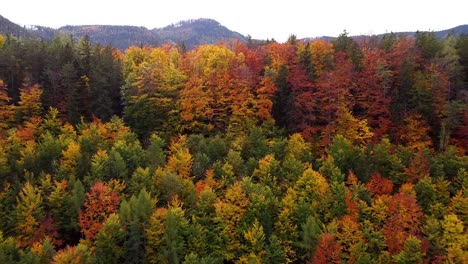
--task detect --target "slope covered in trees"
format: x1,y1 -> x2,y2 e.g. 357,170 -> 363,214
0,30 -> 466,263
0,15 -> 248,50
0,15 -> 32,38
1,14 -> 468,50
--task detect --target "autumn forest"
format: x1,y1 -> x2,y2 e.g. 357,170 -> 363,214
0,30 -> 466,263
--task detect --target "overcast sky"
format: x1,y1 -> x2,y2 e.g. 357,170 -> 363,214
3,0 -> 467,42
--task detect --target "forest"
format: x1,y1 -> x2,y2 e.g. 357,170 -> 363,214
0,30 -> 466,263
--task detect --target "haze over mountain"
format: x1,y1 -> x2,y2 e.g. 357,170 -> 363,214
0,15 -> 247,50
0,14 -> 466,50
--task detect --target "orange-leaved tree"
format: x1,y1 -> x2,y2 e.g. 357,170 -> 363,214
383,190 -> 424,254
78,181 -> 119,240
312,233 -> 342,264
180,44 -> 257,134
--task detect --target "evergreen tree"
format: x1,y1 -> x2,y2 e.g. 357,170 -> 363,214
94,214 -> 125,264
272,64 -> 293,130
392,236 -> 424,264
119,189 -> 155,264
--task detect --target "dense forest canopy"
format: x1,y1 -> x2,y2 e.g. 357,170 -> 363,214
0,30 -> 466,263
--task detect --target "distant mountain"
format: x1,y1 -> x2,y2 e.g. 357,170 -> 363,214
0,15 -> 246,50
438,24 -> 468,38
153,19 -> 247,49
302,25 -> 468,42
0,14 -> 466,50
57,25 -> 158,50
27,25 -> 57,39
407,25 -> 468,39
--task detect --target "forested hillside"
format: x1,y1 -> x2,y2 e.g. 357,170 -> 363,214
2,14 -> 468,51
0,15 -> 247,50
0,15 -> 32,38
0,30 -> 467,263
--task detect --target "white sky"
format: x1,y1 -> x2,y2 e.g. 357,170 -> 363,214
2,0 -> 467,42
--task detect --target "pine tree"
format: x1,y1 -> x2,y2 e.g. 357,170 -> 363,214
119,189 -> 155,264
94,214 -> 125,264
392,235 -> 424,264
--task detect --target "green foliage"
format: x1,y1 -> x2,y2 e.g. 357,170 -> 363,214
298,42 -> 317,81
153,169 -> 196,208
242,178 -> 278,239
94,214 -> 125,264
380,32 -> 397,52
107,148 -> 128,180
392,236 -> 425,264
123,94 -> 162,140
414,177 -> 450,215
19,238 -> 56,264
0,231 -> 20,263
226,150 -> 246,178
119,189 -> 155,263
272,64 -> 293,130
298,216 -> 321,261
146,134 -> 166,171
333,30 -> 364,70
415,31 -> 442,60
128,167 -> 153,195
265,234 -> 286,264
329,135 -> 369,182
182,253 -> 220,264
62,62 -> 82,124
0,183 -> 15,236
242,127 -> 270,161
90,45 -> 123,120
422,217 -> 444,260
147,204 -> 189,264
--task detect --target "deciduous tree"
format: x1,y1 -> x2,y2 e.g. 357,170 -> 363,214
78,181 -> 119,241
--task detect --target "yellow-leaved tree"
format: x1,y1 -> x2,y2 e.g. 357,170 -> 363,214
180,44 -> 257,134
0,80 -> 15,133
166,135 -> 192,179
16,84 -> 43,123
15,182 -> 44,248
332,103 -> 374,145
214,181 -> 249,261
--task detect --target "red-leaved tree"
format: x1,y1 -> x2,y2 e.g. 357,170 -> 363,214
312,233 -> 342,264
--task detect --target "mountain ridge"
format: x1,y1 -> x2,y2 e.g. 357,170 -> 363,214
0,14 -> 466,50
0,15 -> 247,50
302,24 -> 468,42
33,18 -> 245,50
